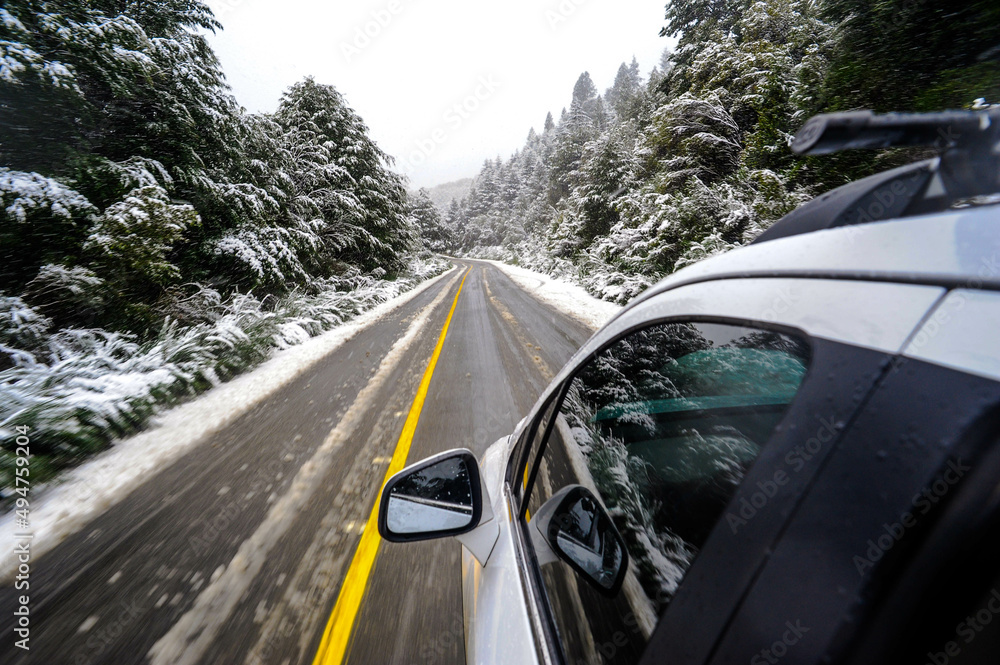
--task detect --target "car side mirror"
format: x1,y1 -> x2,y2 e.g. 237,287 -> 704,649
378,449 -> 483,542
531,485 -> 628,596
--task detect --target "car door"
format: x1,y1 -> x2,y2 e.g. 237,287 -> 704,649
479,277 -> 946,665
704,289 -> 1000,665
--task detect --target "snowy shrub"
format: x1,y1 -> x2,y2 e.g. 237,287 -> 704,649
0,168 -> 96,225
154,285 -> 224,327
74,157 -> 175,205
577,257 -> 654,304
0,296 -> 51,363
0,10 -> 79,92
745,169 -> 812,236
0,255 -> 449,491
155,293 -> 278,383
643,91 -> 743,188
211,224 -> 306,288
85,186 -> 200,286
23,264 -> 106,326
673,232 -> 741,271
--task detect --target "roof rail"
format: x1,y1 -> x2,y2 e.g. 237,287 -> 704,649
753,109 -> 1000,244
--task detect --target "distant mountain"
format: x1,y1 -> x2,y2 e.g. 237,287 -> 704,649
420,178 -> 474,212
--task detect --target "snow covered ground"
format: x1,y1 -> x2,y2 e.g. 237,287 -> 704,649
0,266 -> 458,581
482,259 -> 623,330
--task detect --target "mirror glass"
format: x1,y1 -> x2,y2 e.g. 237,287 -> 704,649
549,487 -> 626,593
385,456 -> 475,535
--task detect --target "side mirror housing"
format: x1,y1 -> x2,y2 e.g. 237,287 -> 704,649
530,485 -> 629,596
378,449 -> 499,564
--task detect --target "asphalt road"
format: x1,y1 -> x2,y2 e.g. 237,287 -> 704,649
0,259 -> 594,665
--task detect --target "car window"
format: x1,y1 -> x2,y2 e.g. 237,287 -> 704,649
522,321 -> 811,665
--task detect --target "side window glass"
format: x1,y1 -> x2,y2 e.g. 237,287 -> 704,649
525,321 -> 810,664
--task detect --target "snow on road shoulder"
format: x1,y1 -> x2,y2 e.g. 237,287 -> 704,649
483,259 -> 622,330
0,266 -> 459,581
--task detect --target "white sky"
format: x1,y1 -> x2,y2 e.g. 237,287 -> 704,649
204,0 -> 673,188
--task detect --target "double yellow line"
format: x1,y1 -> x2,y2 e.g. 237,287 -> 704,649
311,267 -> 470,665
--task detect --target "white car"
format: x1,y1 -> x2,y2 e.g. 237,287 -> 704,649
377,110 -> 1000,665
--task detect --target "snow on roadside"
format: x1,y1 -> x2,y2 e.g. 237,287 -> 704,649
482,259 -> 622,330
0,266 -> 459,581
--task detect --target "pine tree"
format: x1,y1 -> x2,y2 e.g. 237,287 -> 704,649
821,0 -> 1000,112
550,74 -> 604,201
661,0 -> 749,43
571,72 -> 599,111
544,112 -> 556,133
407,189 -> 451,252
606,59 -> 644,120
273,77 -> 413,276
1,2 -> 418,336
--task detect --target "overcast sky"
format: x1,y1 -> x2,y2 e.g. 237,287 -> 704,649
204,0 -> 674,189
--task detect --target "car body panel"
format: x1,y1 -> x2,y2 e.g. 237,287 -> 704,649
636,210 -> 1000,300
462,435 -> 541,665
904,289 -> 1000,382
590,277 -> 945,354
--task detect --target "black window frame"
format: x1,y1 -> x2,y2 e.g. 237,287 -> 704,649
696,358 -> 1000,665
828,384 -> 1000,665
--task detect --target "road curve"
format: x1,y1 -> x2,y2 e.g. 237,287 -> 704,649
0,259 -> 594,665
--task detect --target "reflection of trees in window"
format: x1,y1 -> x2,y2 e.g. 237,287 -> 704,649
577,323 -> 711,409
392,458 -> 471,504
733,329 -> 811,358
561,382 -> 694,612
558,322 -> 809,614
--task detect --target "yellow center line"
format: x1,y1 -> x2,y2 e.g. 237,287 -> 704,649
311,266 -> 471,665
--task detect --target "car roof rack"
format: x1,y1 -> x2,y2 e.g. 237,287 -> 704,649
752,109 -> 1000,244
